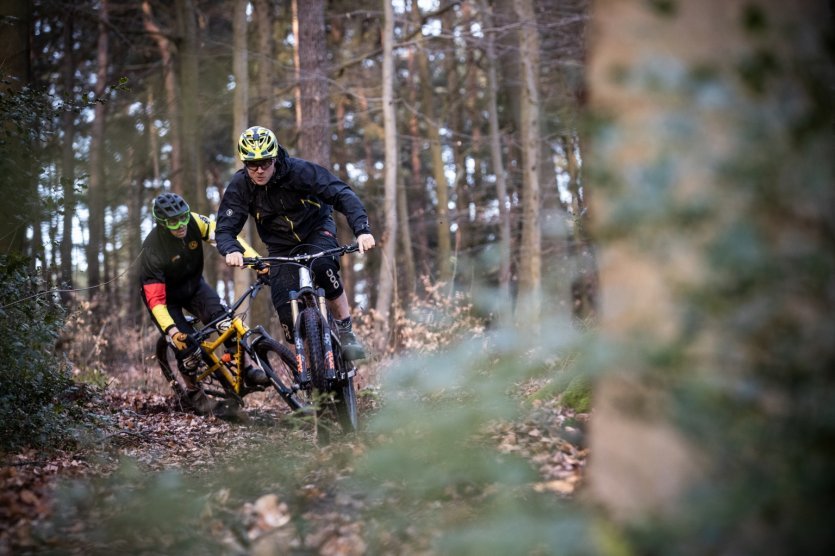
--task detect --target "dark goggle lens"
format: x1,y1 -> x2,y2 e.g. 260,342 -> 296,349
244,158 -> 274,170
165,214 -> 190,229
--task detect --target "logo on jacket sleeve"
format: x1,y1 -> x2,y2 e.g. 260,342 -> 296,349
188,241 -> 199,250
226,209 -> 234,216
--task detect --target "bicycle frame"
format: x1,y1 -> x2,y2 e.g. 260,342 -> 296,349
193,316 -> 252,395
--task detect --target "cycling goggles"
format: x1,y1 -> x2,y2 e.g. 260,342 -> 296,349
162,213 -> 190,229
244,158 -> 275,171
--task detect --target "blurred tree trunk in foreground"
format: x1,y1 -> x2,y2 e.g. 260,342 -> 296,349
585,1 -> 834,552
514,0 -> 543,321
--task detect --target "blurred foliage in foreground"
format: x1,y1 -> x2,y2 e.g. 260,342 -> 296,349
583,1 -> 835,554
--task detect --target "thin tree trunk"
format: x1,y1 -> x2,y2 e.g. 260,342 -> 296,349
397,168 -> 416,303
407,50 -> 430,283
176,0 -> 202,210
375,0 -> 398,346
515,0 -> 542,318
231,0 -> 251,308
333,96 -> 355,296
412,1 -> 452,284
60,9 -> 76,298
126,141 -> 143,322
146,87 -> 161,186
443,7 -> 467,259
249,0 -> 278,332
85,0 -> 109,301
142,1 -> 183,195
482,0 -> 512,307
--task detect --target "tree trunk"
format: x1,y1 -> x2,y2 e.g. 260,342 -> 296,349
126,141 -> 143,322
176,0 -> 202,210
249,0 -> 279,333
412,1 -> 452,284
514,0 -> 542,318
374,0 -> 398,347
481,0 -> 512,307
85,0 -> 109,301
333,94 -> 356,297
231,0 -> 251,310
142,1 -> 183,195
60,9 -> 76,298
443,7 -> 468,261
294,0 -> 330,166
397,166 -> 416,305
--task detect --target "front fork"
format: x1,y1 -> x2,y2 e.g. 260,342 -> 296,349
289,287 -> 337,386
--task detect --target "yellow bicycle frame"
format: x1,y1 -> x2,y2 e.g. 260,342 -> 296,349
193,317 -> 251,395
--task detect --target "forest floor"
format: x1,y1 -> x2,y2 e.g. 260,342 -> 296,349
0,367 -> 588,555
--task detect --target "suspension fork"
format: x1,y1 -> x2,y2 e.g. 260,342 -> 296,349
289,291 -> 310,384
318,288 -> 337,380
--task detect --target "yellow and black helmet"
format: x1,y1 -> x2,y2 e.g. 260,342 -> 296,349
238,126 -> 278,161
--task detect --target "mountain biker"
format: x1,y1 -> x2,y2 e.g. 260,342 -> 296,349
139,192 -> 267,415
215,126 -> 375,360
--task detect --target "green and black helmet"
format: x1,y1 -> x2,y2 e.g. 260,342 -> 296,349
152,192 -> 190,230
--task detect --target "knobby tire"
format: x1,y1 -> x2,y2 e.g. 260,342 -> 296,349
155,336 -> 190,399
252,336 -> 309,412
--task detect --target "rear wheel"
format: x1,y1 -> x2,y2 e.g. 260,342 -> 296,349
156,336 -> 222,411
156,336 -> 189,397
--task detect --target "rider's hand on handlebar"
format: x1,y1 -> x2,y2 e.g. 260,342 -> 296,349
356,233 -> 376,254
225,251 -> 244,267
169,329 -> 190,351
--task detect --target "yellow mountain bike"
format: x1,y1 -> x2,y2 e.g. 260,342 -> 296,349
155,275 -> 307,415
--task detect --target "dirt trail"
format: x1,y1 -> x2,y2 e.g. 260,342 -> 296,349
1,375 -> 587,554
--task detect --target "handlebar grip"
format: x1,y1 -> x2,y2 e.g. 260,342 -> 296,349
344,242 -> 360,254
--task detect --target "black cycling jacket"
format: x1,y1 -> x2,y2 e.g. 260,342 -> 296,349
139,213 -> 256,332
215,147 -> 371,255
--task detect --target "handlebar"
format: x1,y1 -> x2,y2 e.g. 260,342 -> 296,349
242,242 -> 359,270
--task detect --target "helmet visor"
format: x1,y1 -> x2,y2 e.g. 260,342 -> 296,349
163,213 -> 190,230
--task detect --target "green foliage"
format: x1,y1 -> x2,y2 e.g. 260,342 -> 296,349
0,255 -> 75,452
353,320 -> 601,553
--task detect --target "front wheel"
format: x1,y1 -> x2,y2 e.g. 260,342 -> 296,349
333,375 -> 358,433
329,316 -> 359,433
252,335 -> 310,412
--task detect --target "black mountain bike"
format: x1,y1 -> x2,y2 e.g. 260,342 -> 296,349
243,243 -> 361,436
